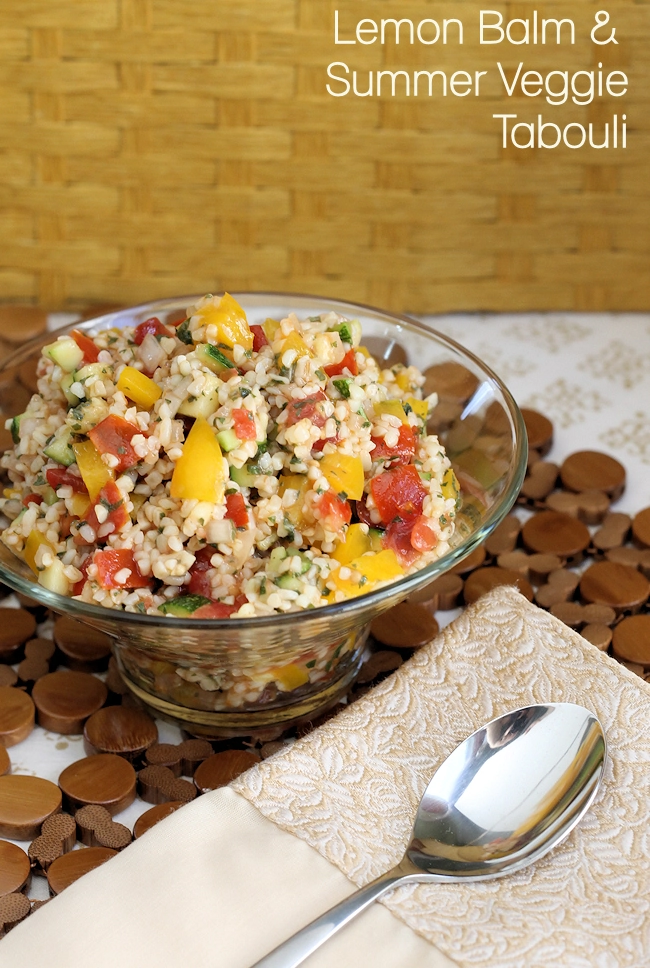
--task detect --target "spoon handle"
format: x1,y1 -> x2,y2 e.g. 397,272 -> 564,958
250,866 -> 409,968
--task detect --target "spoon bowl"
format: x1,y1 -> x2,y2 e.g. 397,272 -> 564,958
252,702 -> 606,968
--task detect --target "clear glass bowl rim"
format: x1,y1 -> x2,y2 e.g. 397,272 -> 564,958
0,290 -> 528,629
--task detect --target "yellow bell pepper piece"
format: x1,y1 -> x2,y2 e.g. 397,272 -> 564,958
262,317 -> 281,342
69,492 -> 91,519
375,400 -> 408,424
395,370 -> 411,392
170,416 -> 225,504
318,453 -> 365,501
3,488 -> 20,499
196,293 -> 253,352
116,366 -> 162,409
278,474 -> 309,529
270,663 -> 310,692
406,397 -> 428,420
356,345 -> 371,358
332,522 -> 370,565
72,439 -> 114,501
280,330 -> 312,360
441,467 -> 461,507
23,530 -> 54,575
330,549 -> 403,598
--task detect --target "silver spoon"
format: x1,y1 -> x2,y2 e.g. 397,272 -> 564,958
251,702 -> 606,968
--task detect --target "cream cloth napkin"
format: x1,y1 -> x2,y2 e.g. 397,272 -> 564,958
4,585 -> 650,967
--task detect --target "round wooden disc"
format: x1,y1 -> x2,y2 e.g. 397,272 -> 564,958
408,574 -> 463,610
521,511 -> 590,560
463,567 -> 534,605
58,754 -> 136,816
579,561 -> 650,613
484,515 -> 521,557
0,667 -> 17,688
0,608 -> 37,662
0,306 -> 48,345
370,602 -> 439,650
450,544 -> 487,575
47,846 -> 117,895
560,451 -> 626,499
356,651 -> 403,685
133,801 -> 184,839
0,775 -> 62,840
520,409 -> 553,456
0,890 -> 31,933
0,840 -> 30,896
0,746 -> 9,776
83,706 -> 158,760
194,750 -> 261,793
0,687 -> 34,747
423,361 -> 479,402
632,508 -> 650,549
581,624 -> 613,651
612,615 -> 650,666
24,638 -> 56,662
19,358 -> 39,394
32,671 -> 108,734
53,616 -> 112,672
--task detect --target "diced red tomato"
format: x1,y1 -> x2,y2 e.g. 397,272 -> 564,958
324,349 -> 358,378
370,425 -> 416,465
251,325 -> 269,352
225,492 -> 249,529
312,431 -> 340,454
94,548 -> 150,589
46,466 -> 88,494
22,493 -> 43,507
133,317 -> 170,345
316,490 -> 352,532
71,329 -> 100,364
370,464 -> 427,526
232,408 -> 257,441
285,391 -> 328,428
192,601 -> 239,619
410,515 -> 438,553
187,546 -> 215,598
383,518 -> 419,566
86,481 -> 130,540
72,555 -> 91,595
88,415 -> 141,473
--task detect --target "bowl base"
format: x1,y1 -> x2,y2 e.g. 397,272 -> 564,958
118,657 -> 363,739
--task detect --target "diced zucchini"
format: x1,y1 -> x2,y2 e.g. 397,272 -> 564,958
176,320 -> 194,345
42,486 -> 59,506
177,371 -> 221,419
67,398 -> 109,434
275,573 -> 303,591
10,414 -> 23,445
216,429 -> 240,453
43,428 -> 76,467
75,362 -> 113,384
38,557 -> 70,596
44,338 -> 84,373
195,343 -> 236,375
158,594 -> 211,616
229,464 -> 258,488
60,373 -> 81,407
328,318 -> 362,346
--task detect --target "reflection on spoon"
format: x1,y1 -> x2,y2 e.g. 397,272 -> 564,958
250,702 -> 606,968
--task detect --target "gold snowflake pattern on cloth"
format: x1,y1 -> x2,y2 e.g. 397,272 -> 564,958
501,317 -> 591,354
600,411 -> 650,465
232,586 -> 650,968
471,341 -> 536,381
523,378 -> 610,428
579,340 -> 650,390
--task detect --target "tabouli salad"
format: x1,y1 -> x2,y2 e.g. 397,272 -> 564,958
0,294 -> 460,619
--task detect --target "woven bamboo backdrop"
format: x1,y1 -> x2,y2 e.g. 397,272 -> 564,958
0,0 -> 648,313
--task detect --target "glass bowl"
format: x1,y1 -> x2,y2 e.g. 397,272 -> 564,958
0,294 -> 527,737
